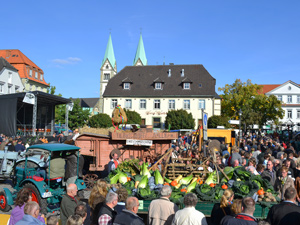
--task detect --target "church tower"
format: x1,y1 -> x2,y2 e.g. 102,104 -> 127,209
99,33 -> 117,113
133,33 -> 147,66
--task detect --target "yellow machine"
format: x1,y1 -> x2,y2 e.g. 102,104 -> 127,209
206,129 -> 236,153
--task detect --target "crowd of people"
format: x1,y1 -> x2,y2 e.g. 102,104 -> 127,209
3,129 -> 300,225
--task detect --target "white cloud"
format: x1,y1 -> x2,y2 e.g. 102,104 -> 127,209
52,57 -> 82,65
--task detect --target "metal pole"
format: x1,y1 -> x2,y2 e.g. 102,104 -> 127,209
32,94 -> 37,136
65,105 -> 69,136
239,113 -> 242,143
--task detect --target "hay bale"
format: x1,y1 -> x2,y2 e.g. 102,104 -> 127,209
80,126 -> 130,135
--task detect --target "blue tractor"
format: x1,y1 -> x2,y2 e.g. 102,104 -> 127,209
0,143 -> 86,213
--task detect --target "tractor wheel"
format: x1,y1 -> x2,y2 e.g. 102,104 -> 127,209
0,191 -> 11,212
23,183 -> 48,214
83,173 -> 98,189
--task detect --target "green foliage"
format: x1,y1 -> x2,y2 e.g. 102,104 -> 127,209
124,109 -> 142,124
47,83 -> 56,95
68,99 -> 90,129
165,109 -> 195,130
218,79 -> 284,129
208,115 -> 230,128
88,113 -> 112,128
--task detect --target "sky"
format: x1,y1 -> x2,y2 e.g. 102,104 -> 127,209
2,0 -> 300,98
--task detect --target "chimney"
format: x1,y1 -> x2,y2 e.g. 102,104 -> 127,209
168,69 -> 171,77
181,69 -> 184,77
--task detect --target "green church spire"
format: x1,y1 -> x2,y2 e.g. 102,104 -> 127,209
102,33 -> 116,67
133,33 -> 147,66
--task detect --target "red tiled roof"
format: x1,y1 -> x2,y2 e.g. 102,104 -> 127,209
0,49 -> 49,86
259,84 -> 280,94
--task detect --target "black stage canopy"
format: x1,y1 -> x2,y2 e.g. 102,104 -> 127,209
0,91 -> 71,136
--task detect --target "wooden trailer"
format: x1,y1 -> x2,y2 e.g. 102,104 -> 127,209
75,127 -> 178,188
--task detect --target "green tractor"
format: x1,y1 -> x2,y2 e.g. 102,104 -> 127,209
0,143 -> 86,213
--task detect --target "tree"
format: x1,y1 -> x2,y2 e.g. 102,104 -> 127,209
124,109 -> 142,124
88,113 -> 112,128
68,99 -> 90,129
165,109 -> 195,130
219,79 -> 284,130
47,83 -> 56,95
208,115 -> 230,128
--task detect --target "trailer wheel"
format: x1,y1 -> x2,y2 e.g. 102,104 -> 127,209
83,174 -> 98,189
0,191 -> 10,212
23,183 -> 48,214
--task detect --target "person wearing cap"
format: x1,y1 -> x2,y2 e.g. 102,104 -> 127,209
15,139 -> 25,152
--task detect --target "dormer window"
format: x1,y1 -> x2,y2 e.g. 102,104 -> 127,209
183,83 -> 190,89
153,77 -> 164,90
155,82 -> 162,90
124,82 -> 130,90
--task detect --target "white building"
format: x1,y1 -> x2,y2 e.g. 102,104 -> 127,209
103,64 -> 221,129
262,80 -> 300,131
0,57 -> 24,95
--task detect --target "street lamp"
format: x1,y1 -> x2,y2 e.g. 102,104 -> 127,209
239,109 -> 242,142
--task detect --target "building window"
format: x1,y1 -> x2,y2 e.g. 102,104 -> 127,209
153,118 -> 161,129
8,85 -> 12,94
29,84 -> 32,91
104,73 -> 110,80
125,99 -> 132,109
154,100 -> 160,109
183,83 -> 190,89
169,100 -> 175,110
15,86 -> 19,93
40,74 -> 43,81
155,83 -> 162,90
288,95 -> 292,103
287,110 -> 292,119
8,72 -> 12,82
277,95 -> 282,101
297,95 -> 300,103
140,99 -> 146,109
183,100 -> 190,109
29,69 -> 32,77
35,71 -> 38,79
297,110 -> 300,119
199,100 -> 206,109
123,83 -> 130,90
111,99 -> 118,109
0,83 -> 4,93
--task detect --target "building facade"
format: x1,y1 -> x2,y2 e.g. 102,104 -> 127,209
103,64 -> 221,128
0,57 -> 24,95
262,80 -> 300,131
0,49 -> 49,93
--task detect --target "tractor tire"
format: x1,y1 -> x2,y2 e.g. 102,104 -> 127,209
0,191 -> 11,212
23,183 -> 48,214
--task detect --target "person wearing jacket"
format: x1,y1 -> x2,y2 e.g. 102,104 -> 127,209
221,197 -> 257,225
261,160 -> 277,186
113,197 -> 144,225
60,184 -> 82,225
148,185 -> 178,225
15,201 -> 45,225
98,192 -> 118,225
267,187 -> 300,225
211,189 -> 234,225
274,166 -> 295,200
9,188 -> 45,225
